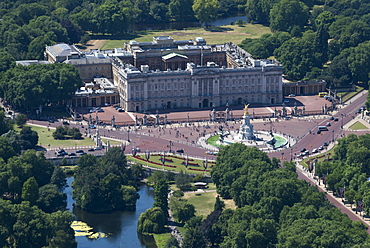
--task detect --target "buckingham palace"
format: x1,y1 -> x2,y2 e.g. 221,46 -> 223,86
112,36 -> 283,112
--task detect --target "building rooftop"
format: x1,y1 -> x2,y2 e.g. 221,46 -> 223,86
46,43 -> 81,58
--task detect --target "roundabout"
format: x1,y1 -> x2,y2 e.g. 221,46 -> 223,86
199,104 -> 293,152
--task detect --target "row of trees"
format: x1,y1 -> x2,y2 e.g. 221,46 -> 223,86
315,134 -> 370,215
73,147 -> 139,213
53,125 -> 82,140
181,143 -> 370,247
241,0 -> 370,87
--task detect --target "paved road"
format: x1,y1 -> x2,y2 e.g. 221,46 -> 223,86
268,92 -> 368,161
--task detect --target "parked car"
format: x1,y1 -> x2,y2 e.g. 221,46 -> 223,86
284,99 -> 289,103
329,116 -> 334,120
334,118 -> 339,121
80,152 -> 87,155
68,153 -> 76,156
318,146 -> 324,150
317,130 -> 321,134
94,147 -> 102,150
323,142 -> 328,146
62,121 -> 69,125
326,122 -> 331,126
177,149 -> 184,153
312,148 -> 318,153
57,149 -> 65,154
88,148 -> 95,151
289,94 -> 296,97
76,150 -> 84,153
300,148 -> 306,152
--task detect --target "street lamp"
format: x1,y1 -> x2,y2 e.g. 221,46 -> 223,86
341,113 -> 344,129
332,130 -> 334,143
127,129 -> 130,142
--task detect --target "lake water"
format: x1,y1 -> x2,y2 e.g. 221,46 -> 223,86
65,177 -> 157,248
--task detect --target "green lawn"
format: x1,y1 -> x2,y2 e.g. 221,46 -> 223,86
339,86 -> 364,103
100,24 -> 271,50
182,191 -> 236,218
153,232 -> 172,248
349,121 -> 368,130
128,154 -> 215,175
25,125 -> 95,148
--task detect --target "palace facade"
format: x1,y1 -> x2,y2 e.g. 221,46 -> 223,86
113,36 -> 283,112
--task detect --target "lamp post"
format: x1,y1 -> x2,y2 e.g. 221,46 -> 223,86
332,130 -> 334,143
341,113 -> 344,129
169,141 -> 173,153
127,129 -> 130,142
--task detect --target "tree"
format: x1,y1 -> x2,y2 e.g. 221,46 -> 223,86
164,235 -> 180,248
37,184 -> 67,213
175,170 -> 192,191
0,136 -> 16,161
15,113 -> 27,127
192,0 -> 220,28
50,165 -> 67,191
19,126 -> 38,149
214,195 -> 225,211
245,0 -> 278,24
0,51 -> 15,72
274,37 -> 315,80
182,227 -> 207,248
177,203 -> 195,223
269,0 -> 309,35
153,178 -> 169,217
137,207 -> 166,233
21,177 -> 39,205
168,0 -> 195,22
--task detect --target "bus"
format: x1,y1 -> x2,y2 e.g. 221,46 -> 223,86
318,92 -> 328,97
318,126 -> 328,131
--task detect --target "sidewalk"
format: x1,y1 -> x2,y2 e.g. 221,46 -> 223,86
296,161 -> 370,228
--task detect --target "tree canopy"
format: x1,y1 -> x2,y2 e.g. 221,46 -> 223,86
73,147 -> 138,213
0,63 -> 81,111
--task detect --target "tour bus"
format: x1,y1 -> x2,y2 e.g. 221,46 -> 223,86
318,92 -> 328,97
318,126 -> 328,131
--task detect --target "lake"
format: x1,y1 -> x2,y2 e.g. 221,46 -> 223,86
65,177 -> 157,248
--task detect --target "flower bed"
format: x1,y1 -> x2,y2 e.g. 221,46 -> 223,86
182,162 -> 200,167
132,156 -> 176,168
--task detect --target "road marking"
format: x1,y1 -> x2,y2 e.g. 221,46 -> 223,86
265,107 -> 274,113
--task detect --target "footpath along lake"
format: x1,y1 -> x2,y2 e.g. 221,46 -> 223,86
65,177 -> 157,248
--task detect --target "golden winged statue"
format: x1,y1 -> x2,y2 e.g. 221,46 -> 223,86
243,104 -> 250,116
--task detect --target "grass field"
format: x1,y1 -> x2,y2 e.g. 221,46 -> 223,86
100,24 -> 271,50
349,121 -> 368,130
153,232 -> 171,248
338,86 -> 364,103
182,191 -> 236,217
25,125 -> 95,148
128,154 -> 215,175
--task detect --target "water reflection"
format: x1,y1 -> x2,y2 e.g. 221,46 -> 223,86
65,177 -> 157,248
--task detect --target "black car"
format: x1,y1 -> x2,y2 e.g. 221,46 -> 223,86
88,148 -> 95,151
317,130 -> 321,134
329,116 -> 334,120
334,118 -> 339,121
62,121 -> 70,125
176,149 -> 184,153
76,150 -> 84,153
300,148 -> 306,152
68,153 -> 76,156
323,142 -> 328,146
